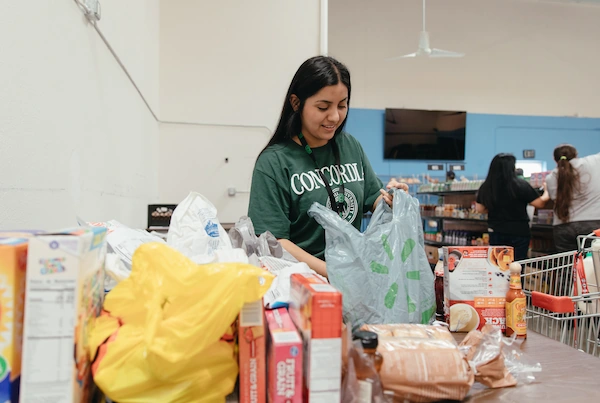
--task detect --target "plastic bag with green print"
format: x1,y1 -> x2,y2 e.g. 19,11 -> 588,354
308,188 -> 435,331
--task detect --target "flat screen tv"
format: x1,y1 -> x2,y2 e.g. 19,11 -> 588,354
384,108 -> 466,161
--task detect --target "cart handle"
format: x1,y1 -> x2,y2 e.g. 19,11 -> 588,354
531,291 -> 575,314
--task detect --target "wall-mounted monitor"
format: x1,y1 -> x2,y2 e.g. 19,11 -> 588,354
384,108 -> 466,161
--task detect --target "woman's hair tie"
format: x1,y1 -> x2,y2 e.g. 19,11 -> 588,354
560,156 -> 567,160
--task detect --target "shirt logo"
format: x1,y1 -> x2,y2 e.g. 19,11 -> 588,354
326,188 -> 359,223
290,163 -> 364,196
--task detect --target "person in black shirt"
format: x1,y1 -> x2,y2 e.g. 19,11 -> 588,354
476,154 -> 549,262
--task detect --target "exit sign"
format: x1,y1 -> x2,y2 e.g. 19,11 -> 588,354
427,164 -> 444,171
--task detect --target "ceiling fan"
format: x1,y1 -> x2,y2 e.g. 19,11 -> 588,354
387,0 -> 465,60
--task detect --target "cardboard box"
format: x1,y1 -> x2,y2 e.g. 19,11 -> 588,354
289,273 -> 342,403
0,238 -> 28,403
20,227 -> 107,403
443,246 -> 514,332
265,308 -> 303,403
239,300 -> 266,403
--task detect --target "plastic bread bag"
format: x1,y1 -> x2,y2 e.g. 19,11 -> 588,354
89,242 -> 274,403
167,191 -> 233,264
308,188 -> 436,331
361,324 -> 473,402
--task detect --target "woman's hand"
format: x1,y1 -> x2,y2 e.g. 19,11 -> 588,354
377,178 -> 409,207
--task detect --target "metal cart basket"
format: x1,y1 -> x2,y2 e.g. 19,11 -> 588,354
519,231 -> 600,357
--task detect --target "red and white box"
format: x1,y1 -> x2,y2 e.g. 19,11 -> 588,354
289,273 -> 342,403
443,246 -> 514,332
239,300 -> 266,403
265,307 -> 303,403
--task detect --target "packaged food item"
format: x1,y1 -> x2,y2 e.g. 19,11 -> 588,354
289,273 -> 343,402
361,324 -> 455,342
505,263 -> 527,339
265,308 -> 303,403
443,246 -> 514,332
20,227 -> 107,403
353,331 -> 384,402
239,300 -> 266,403
0,238 -> 28,403
361,324 -> 473,402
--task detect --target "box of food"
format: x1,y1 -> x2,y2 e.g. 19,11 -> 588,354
289,273 -> 342,402
0,238 -> 28,403
265,308 -> 303,403
443,246 -> 514,332
20,227 -> 107,403
238,300 -> 266,403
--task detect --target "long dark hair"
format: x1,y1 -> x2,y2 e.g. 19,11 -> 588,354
260,56 -> 351,154
553,144 -> 579,222
477,153 -> 518,211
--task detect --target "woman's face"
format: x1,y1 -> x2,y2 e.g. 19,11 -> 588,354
298,83 -> 348,147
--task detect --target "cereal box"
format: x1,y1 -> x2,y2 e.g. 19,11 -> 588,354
443,246 -> 514,332
20,227 -> 107,403
0,238 -> 28,403
265,308 -> 302,403
238,300 -> 266,403
289,273 -> 342,402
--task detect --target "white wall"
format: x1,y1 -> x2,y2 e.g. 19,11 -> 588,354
0,0 -> 160,230
159,0 -> 322,223
329,0 -> 600,117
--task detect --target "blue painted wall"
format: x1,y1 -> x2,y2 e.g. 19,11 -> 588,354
346,108 -> 600,178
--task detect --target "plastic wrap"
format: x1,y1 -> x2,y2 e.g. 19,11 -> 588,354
90,242 -> 274,402
308,189 -> 435,330
167,192 -> 232,263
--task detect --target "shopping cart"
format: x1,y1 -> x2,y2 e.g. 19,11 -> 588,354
519,230 -> 600,357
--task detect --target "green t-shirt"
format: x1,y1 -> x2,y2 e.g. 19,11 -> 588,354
248,131 -> 383,259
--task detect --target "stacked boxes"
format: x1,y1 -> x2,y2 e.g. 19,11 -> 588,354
0,238 -> 28,403
265,307 -> 303,403
239,300 -> 267,403
289,273 -> 343,402
20,227 -> 107,403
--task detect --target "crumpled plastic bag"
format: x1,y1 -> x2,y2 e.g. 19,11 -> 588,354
167,192 -> 233,264
459,325 -> 517,388
90,242 -> 274,403
459,324 -> 541,387
308,189 -> 435,330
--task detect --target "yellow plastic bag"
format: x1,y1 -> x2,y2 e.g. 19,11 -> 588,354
90,242 -> 274,403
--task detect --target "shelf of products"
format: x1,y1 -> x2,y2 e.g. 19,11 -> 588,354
419,181 -> 557,260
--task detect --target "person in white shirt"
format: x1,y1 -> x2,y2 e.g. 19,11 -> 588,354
545,144 -> 600,252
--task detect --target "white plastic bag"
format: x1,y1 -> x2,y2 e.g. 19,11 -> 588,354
167,192 -> 232,263
308,189 -> 436,330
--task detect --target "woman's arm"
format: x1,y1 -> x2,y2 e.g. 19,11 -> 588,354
278,239 -> 327,278
529,185 -> 550,208
475,202 -> 488,214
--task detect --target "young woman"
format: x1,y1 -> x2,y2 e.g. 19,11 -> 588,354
248,56 -> 406,277
544,145 -> 600,252
475,153 -> 549,261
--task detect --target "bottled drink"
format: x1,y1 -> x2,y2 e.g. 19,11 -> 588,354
505,262 -> 527,339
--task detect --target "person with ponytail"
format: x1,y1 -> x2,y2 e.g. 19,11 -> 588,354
544,145 -> 600,252
248,56 -> 407,277
475,153 -> 549,262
